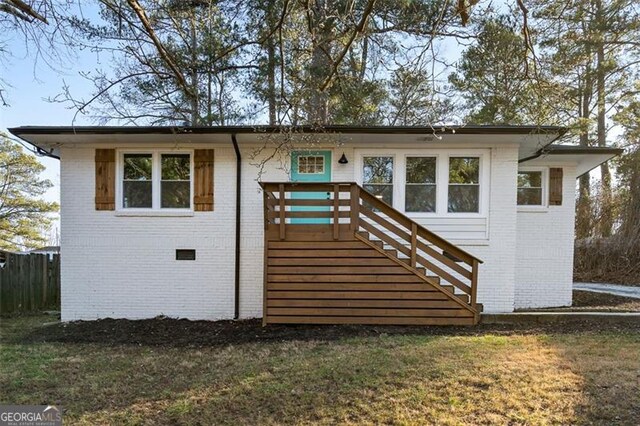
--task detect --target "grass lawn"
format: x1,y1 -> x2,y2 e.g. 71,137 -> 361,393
1,314 -> 639,425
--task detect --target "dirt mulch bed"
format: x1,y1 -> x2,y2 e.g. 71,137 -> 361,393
572,290 -> 640,310
13,312 -> 638,349
523,290 -> 640,313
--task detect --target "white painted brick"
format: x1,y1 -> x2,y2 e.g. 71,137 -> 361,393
60,140 -> 572,321
60,146 -> 237,321
514,166 -> 576,309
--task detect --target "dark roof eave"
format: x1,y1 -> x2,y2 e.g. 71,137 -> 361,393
519,145 -> 624,163
8,124 -> 567,136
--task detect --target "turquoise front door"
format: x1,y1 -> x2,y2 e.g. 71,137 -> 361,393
291,150 -> 332,224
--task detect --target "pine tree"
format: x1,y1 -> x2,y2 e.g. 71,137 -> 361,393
0,135 -> 58,251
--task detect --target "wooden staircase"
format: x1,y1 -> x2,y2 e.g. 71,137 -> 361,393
260,182 -> 483,326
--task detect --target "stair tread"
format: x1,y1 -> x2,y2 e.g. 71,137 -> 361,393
356,228 -> 476,312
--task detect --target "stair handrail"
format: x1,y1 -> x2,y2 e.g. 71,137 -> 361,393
355,185 -> 482,311
259,181 -> 482,311
357,188 -> 483,265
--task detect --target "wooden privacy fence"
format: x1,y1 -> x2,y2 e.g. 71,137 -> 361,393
0,253 -> 60,314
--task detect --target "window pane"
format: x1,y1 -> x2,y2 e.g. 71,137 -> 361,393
364,184 -> 393,205
449,157 -> 479,184
124,154 -> 152,180
363,157 -> 393,184
123,181 -> 152,208
448,185 -> 479,212
518,188 -> 542,205
162,181 -> 190,208
518,171 -> 542,188
406,157 -> 436,184
298,156 -> 307,173
162,154 -> 190,180
406,185 -> 436,212
297,156 -> 324,174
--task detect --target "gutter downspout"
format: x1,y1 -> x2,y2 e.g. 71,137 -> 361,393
231,134 -> 241,319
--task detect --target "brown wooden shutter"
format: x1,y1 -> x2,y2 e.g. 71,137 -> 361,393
95,149 -> 116,210
549,168 -> 563,206
194,149 -> 214,211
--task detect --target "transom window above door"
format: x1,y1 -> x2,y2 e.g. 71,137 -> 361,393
297,155 -> 325,174
363,156 -> 394,205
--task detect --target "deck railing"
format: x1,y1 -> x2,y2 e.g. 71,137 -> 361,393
259,182 -> 483,312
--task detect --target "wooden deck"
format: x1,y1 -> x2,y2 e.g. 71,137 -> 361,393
261,183 -> 483,326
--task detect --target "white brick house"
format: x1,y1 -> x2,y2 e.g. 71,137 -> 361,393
9,125 -> 620,323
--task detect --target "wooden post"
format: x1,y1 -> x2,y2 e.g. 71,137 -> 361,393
262,190 -> 269,231
15,254 -> 21,312
410,223 -> 417,268
41,255 -> 48,308
262,229 -> 269,326
333,184 -> 339,240
29,255 -> 35,311
53,254 -> 60,306
350,184 -> 360,232
278,184 -> 285,240
470,259 -> 479,322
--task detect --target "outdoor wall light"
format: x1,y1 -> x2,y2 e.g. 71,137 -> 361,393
338,152 -> 349,164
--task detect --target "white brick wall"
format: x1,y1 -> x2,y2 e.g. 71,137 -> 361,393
238,147 -> 287,318
60,138 -> 567,321
515,166 -> 577,309
467,145 -> 519,313
237,143 -> 521,315
60,145 -> 238,321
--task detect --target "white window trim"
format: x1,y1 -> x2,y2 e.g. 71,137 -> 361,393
354,149 -> 490,219
360,154 -> 396,205
446,154 -> 485,216
297,155 -> 326,175
116,149 -> 195,214
403,154 -> 439,215
517,166 -> 549,212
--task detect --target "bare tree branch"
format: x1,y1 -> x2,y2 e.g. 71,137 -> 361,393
125,0 -> 195,99
319,0 -> 376,91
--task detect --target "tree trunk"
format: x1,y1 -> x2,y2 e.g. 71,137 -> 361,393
595,0 -> 612,237
308,0 -> 332,125
575,85 -> 592,240
265,0 -> 277,125
267,40 -> 277,125
576,138 -> 592,240
190,15 -> 199,125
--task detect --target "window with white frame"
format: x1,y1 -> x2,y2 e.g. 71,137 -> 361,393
120,151 -> 192,210
161,154 -> 191,208
517,170 -> 543,206
123,154 -> 153,208
448,157 -> 480,213
405,156 -> 437,212
297,155 -> 325,174
363,156 -> 394,205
